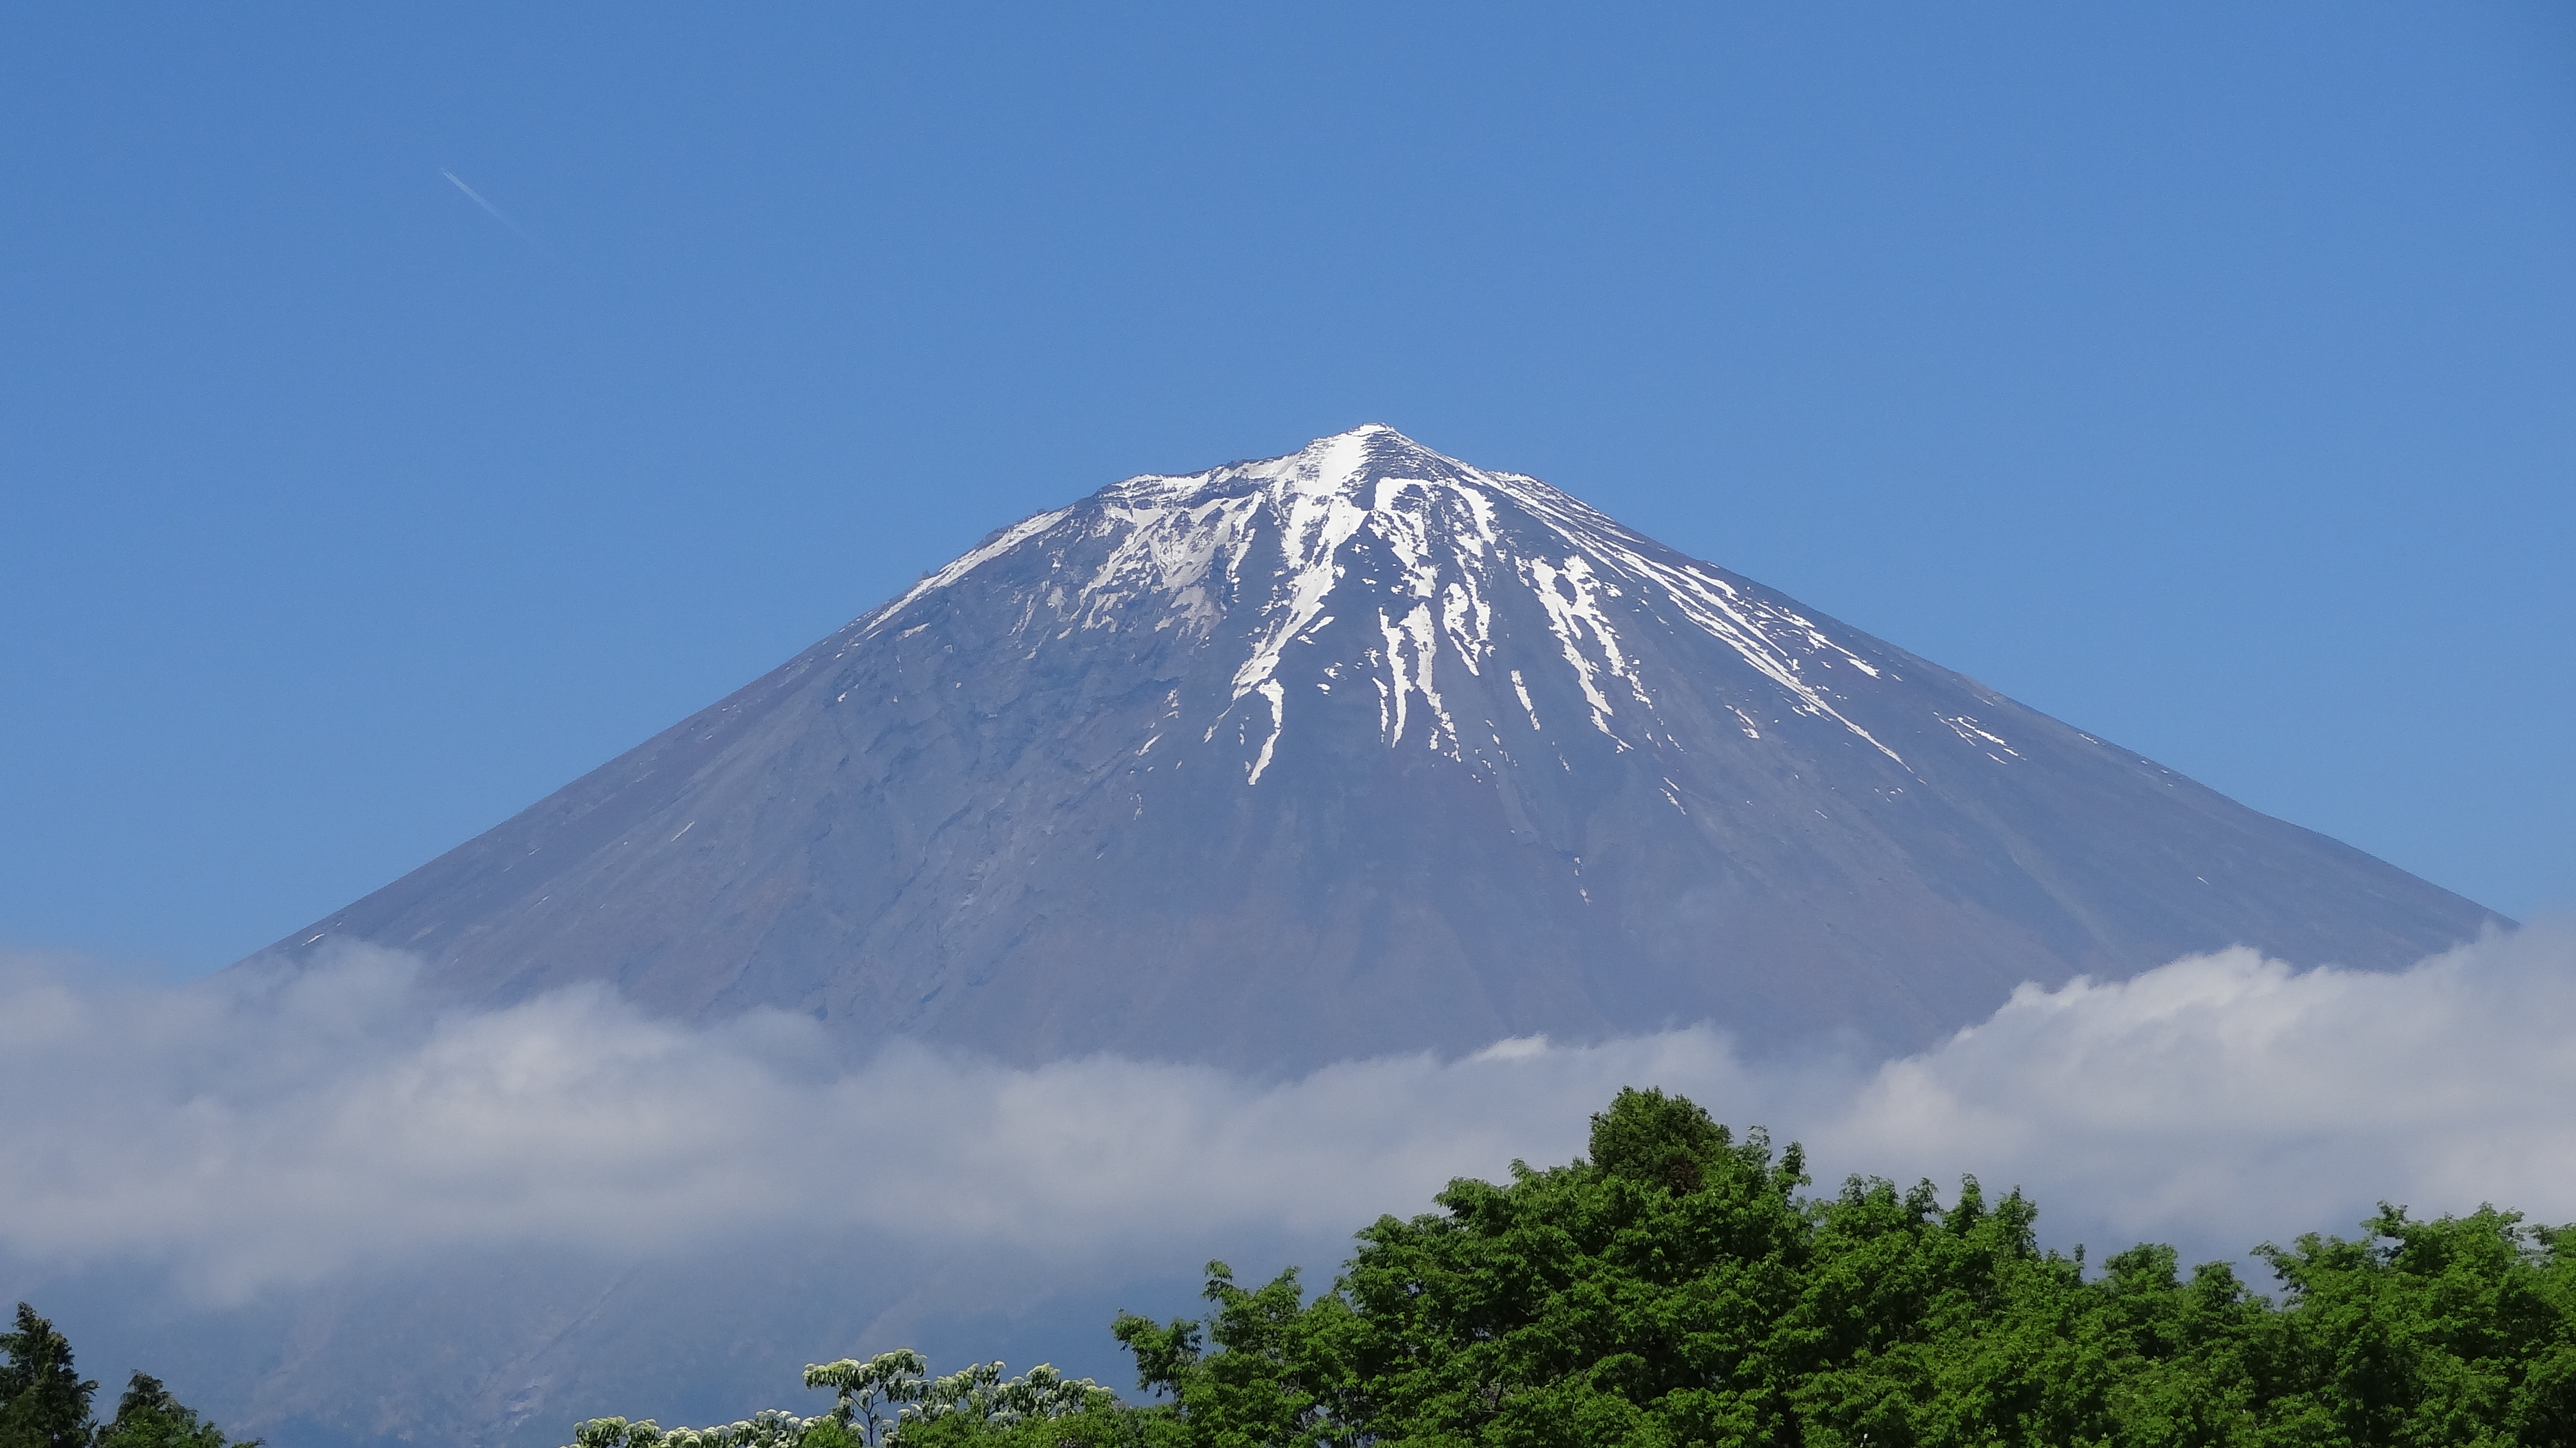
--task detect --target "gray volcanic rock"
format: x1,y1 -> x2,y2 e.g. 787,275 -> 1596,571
255,426 -> 2503,1068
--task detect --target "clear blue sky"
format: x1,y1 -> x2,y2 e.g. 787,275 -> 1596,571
4,4 -> 2570,973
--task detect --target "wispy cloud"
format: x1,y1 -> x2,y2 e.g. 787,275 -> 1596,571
4,922 -> 2571,1310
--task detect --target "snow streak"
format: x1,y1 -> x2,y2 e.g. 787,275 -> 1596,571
847,426 -> 1923,783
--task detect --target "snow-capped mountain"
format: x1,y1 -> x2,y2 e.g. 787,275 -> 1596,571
254,426 -> 2501,1067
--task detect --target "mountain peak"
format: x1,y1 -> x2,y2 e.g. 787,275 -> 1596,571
258,430 -> 2503,1071
865,425 -> 1889,782
1102,423 -> 1487,510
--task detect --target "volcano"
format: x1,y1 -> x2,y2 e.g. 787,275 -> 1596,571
254,426 -> 2501,1067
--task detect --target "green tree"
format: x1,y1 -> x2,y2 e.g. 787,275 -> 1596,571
92,1373 -> 257,1448
2242,1204 -> 2576,1446
1113,1263 -> 1360,1447
1106,1086 -> 1822,1445
1339,1089 -> 1814,1444
0,1304 -> 96,1448
1097,1088 -> 2576,1445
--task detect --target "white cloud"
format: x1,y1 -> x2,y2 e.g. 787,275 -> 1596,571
5,922 -> 2572,1313
0,946 -> 1740,1304
1812,919 -> 2576,1255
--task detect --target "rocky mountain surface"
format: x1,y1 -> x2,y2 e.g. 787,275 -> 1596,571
252,426 -> 2503,1067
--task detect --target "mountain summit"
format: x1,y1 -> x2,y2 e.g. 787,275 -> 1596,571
258,426 -> 2500,1066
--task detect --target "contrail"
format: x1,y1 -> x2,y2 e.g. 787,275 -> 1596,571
439,167 -> 538,245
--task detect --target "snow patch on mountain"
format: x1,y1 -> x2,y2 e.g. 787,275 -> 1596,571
846,426 -> 1933,781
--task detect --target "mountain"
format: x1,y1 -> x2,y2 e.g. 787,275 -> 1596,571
252,426 -> 2502,1068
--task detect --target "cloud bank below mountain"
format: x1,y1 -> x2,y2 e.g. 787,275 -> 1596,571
7,921 -> 2572,1315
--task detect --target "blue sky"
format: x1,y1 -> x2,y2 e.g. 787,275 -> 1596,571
4,4 -> 2570,972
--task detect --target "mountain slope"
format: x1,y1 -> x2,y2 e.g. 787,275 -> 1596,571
254,426 -> 2502,1067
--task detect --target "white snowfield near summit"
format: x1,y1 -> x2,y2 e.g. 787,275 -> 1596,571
853,425 -> 1906,785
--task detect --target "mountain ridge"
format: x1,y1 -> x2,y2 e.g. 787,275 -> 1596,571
248,426 -> 2504,1068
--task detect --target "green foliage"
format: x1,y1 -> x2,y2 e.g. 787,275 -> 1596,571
1111,1263 -> 1360,1446
1095,1088 -> 2576,1447
0,1305 -> 94,1448
538,1087 -> 2576,1445
92,1374 -> 256,1448
2243,1205 -> 2576,1446
1585,1085 -> 1739,1194
0,1308 -> 253,1448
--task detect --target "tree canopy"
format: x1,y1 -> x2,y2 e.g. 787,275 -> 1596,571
565,1088 -> 2576,1444
0,1306 -> 254,1448
1089,1087 -> 2576,1445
